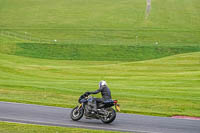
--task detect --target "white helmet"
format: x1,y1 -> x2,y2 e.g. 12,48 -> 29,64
99,80 -> 107,88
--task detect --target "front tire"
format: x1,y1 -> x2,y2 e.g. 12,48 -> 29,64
101,108 -> 116,124
70,106 -> 84,121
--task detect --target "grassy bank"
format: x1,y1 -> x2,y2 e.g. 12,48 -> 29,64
0,38 -> 200,61
0,52 -> 199,117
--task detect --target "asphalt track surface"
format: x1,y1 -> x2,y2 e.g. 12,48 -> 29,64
0,102 -> 200,133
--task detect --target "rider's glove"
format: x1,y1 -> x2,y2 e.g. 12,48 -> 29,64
85,92 -> 91,96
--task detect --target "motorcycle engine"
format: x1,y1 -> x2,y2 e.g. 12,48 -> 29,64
85,96 -> 96,116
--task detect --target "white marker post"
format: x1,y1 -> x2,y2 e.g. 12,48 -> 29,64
54,40 -> 57,43
25,32 -> 27,40
145,0 -> 151,19
136,36 -> 138,45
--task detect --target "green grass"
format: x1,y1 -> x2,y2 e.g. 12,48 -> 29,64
0,0 -> 200,45
0,52 -> 199,117
0,42 -> 199,61
0,122 -> 122,133
0,0 -> 200,119
0,36 -> 200,61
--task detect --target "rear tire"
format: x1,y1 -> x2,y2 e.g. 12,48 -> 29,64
100,108 -> 116,124
70,106 -> 84,121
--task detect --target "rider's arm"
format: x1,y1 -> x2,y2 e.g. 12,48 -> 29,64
89,87 -> 103,94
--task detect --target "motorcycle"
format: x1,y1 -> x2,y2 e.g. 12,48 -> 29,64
70,92 -> 120,124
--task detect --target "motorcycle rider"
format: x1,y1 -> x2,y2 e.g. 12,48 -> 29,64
85,80 -> 112,112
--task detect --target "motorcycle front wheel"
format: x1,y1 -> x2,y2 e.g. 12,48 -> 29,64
70,106 -> 84,121
101,108 -> 116,124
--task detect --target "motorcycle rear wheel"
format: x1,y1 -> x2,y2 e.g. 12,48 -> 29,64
100,108 -> 116,124
70,106 -> 84,121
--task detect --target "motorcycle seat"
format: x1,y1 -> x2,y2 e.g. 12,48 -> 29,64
103,99 -> 113,104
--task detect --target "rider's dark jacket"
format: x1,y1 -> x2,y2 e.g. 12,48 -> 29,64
89,85 -> 112,100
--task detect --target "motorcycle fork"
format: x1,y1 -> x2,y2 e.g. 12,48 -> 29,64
78,103 -> 83,110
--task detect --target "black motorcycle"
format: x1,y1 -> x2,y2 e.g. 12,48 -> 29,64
70,92 -> 120,124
